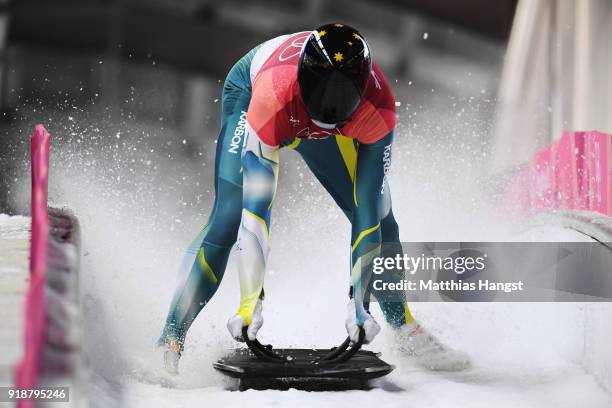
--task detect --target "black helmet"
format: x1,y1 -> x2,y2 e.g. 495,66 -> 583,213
298,23 -> 372,125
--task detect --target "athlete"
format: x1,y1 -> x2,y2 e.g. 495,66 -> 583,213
157,24 -> 470,374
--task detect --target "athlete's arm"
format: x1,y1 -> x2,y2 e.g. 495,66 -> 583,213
227,124 -> 279,341
346,130 -> 394,342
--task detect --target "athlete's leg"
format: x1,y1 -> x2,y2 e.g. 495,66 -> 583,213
293,135 -> 414,328
378,188 -> 416,327
159,47 -> 258,351
298,136 -> 469,369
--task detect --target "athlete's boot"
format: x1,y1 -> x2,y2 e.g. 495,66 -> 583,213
394,321 -> 471,371
156,339 -> 181,375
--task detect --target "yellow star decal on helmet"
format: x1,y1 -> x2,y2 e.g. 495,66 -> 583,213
334,52 -> 344,62
318,30 -> 327,37
353,33 -> 361,39
335,23 -> 344,27
347,41 -> 353,46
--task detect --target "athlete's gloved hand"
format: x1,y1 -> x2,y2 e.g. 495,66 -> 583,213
344,299 -> 381,344
227,300 -> 264,341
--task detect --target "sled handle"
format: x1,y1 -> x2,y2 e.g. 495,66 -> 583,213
317,328 -> 365,366
319,336 -> 351,361
242,326 -> 285,362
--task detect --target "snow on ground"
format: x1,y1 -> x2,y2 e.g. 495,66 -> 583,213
0,214 -> 30,388
118,361 -> 612,408
3,214 -> 611,408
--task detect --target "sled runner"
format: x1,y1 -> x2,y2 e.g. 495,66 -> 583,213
214,327 -> 394,391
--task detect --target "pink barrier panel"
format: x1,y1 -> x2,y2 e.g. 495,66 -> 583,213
504,131 -> 612,216
15,125 -> 51,408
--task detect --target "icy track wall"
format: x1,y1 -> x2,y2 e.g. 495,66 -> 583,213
551,212 -> 612,392
503,130 -> 612,392
15,126 -> 84,408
